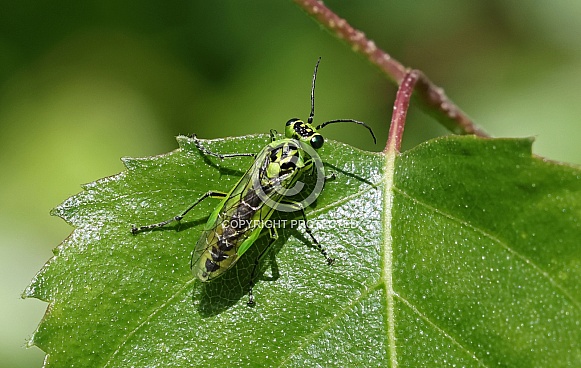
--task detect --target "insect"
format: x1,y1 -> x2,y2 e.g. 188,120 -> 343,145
132,58 -> 376,306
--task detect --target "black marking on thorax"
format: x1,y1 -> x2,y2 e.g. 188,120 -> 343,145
293,122 -> 314,139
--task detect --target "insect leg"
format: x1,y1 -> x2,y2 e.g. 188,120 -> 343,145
269,129 -> 279,142
190,134 -> 255,159
324,172 -> 336,181
131,191 -> 227,234
247,226 -> 279,307
300,209 -> 334,265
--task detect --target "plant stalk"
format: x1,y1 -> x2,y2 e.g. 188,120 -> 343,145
293,0 -> 490,138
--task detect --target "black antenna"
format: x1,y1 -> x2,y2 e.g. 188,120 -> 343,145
309,57 -> 376,144
308,57 -> 321,125
316,119 -> 377,144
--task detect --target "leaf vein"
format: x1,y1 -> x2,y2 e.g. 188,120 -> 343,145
277,285 -> 377,367
395,187 -> 580,311
395,293 -> 490,367
103,278 -> 197,368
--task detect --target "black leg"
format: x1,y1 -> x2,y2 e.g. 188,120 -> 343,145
131,191 -> 227,234
190,134 -> 256,159
300,209 -> 334,265
324,172 -> 336,181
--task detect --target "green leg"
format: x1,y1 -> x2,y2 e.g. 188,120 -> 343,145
131,191 -> 227,234
269,129 -> 279,142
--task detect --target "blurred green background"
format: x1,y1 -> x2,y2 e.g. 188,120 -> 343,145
2,1 -> 580,366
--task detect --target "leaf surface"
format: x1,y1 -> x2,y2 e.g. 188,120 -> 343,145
24,134 -> 581,367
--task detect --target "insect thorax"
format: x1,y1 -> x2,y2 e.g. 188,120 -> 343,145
192,138 -> 318,281
263,139 -> 312,185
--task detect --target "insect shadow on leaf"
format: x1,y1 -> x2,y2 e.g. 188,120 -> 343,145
195,211 -> 297,317
324,162 -> 377,188
132,58 -> 376,310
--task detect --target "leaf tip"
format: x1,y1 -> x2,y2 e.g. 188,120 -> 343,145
21,271 -> 44,301
49,206 -> 63,218
121,156 -> 142,170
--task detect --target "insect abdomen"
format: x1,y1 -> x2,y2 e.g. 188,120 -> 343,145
193,221 -> 242,281
191,141 -> 300,281
192,193 -> 272,281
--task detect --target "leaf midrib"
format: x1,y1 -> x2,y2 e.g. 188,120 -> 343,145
382,148 -> 398,367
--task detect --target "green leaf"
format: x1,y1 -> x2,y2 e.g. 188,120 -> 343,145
24,134 -> 581,367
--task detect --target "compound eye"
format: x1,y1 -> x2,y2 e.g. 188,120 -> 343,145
286,118 -> 300,126
310,134 -> 324,149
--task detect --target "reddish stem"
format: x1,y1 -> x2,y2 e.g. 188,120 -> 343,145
293,0 -> 490,138
385,70 -> 420,153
